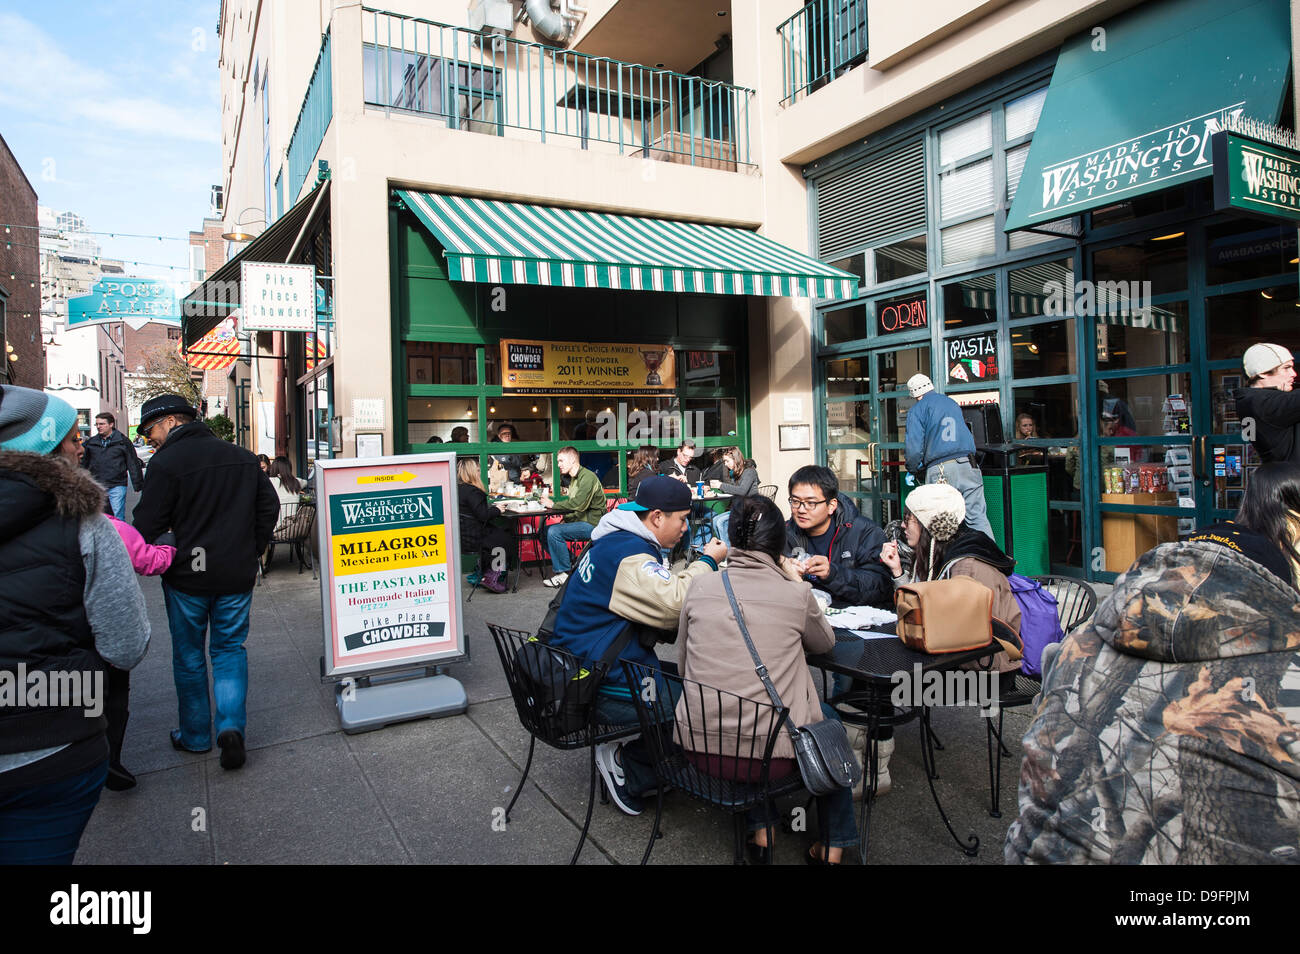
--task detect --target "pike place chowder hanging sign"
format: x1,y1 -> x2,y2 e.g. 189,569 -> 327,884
316,453 -> 466,678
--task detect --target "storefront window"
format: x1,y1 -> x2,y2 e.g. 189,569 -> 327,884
1094,372 -> 1192,438
1090,187 -> 1190,229
877,396 -> 917,443
1011,320 -> 1076,377
1008,259 -> 1073,318
1205,221 -> 1298,286
825,357 -> 870,398
486,396 -> 550,441
1094,302 -> 1189,371
876,346 -> 929,391
941,216 -> 996,266
405,341 -> 478,385
407,397 -> 480,445
874,235 -> 927,283
680,350 -> 738,388
1013,382 -> 1079,440
824,304 -> 867,345
1207,289 -> 1300,363
942,275 -> 996,329
826,400 -> 869,445
1093,234 -> 1188,298
683,398 -> 738,438
828,252 -> 866,287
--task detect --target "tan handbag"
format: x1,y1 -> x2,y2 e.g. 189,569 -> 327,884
894,576 -> 994,653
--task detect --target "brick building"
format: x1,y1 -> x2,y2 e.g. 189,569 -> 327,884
0,132 -> 43,388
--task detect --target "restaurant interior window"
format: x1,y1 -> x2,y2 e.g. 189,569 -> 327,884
405,341 -> 478,385
486,396 -> 550,442
942,274 -> 997,329
823,304 -> 866,346
407,397 -> 480,445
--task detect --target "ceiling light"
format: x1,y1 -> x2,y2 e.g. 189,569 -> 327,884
1028,343 -> 1039,353
564,405 -> 572,413
1262,290 -> 1274,299
531,405 -> 538,413
488,405 -> 496,413
1151,231 -> 1184,241
1291,257 -> 1299,264
465,404 -> 473,416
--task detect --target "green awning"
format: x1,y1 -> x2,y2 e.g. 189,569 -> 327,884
1004,0 -> 1291,232
396,190 -> 858,299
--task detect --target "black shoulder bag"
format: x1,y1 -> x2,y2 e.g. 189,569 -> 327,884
720,572 -> 861,796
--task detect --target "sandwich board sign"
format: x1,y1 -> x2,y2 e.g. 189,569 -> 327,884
315,452 -> 467,730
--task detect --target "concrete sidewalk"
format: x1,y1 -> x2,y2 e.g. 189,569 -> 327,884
77,555 -> 1047,865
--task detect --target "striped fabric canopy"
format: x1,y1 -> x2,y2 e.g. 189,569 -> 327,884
396,190 -> 858,300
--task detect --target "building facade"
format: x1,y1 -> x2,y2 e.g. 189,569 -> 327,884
0,134 -> 43,389
198,0 -> 1299,581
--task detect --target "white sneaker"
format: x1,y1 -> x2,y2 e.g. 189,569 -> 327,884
542,572 -> 569,588
594,742 -> 643,816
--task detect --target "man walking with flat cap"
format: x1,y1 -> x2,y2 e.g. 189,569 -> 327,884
132,394 -> 280,770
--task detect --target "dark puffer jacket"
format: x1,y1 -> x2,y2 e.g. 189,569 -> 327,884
1007,541 -> 1300,864
784,493 -> 891,608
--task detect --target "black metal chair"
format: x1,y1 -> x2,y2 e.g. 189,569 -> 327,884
985,575 -> 1097,817
263,500 -> 317,579
487,624 -> 639,864
756,484 -> 778,501
621,659 -> 823,865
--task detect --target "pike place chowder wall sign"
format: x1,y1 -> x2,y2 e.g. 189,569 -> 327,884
315,453 -> 466,678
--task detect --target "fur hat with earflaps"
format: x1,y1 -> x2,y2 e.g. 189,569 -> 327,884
904,482 -> 966,580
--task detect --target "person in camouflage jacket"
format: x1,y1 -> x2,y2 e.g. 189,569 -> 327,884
1007,540 -> 1300,864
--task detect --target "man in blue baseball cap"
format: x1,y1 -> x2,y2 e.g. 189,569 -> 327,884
550,475 -> 727,815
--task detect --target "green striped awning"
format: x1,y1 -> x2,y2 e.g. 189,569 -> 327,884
396,190 -> 858,300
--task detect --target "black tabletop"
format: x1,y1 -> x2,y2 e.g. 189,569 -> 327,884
807,628 -> 996,684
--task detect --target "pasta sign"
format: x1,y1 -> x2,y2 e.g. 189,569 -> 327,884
947,332 -> 998,383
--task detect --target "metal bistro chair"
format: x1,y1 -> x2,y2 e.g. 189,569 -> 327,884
621,659 -> 822,865
985,575 -> 1097,817
487,624 -> 640,864
263,499 -> 317,579
756,484 -> 778,501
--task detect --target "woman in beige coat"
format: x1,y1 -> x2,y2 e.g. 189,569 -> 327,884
676,495 -> 858,864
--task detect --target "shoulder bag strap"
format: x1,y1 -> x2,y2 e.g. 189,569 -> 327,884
720,571 -> 799,743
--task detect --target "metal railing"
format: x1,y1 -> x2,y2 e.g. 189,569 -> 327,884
361,8 -> 754,170
778,0 -> 868,107
287,29 -> 333,202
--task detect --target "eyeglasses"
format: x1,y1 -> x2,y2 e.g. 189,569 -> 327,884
788,497 -> 828,512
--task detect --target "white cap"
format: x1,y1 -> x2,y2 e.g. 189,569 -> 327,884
907,373 -> 934,399
904,483 -> 965,541
1244,343 -> 1294,379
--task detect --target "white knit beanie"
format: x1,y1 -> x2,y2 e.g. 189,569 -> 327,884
907,373 -> 934,398
905,482 -> 965,542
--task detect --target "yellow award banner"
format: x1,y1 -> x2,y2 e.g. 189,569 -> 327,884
500,339 -> 676,395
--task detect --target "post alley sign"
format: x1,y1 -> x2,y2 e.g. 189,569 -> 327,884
67,277 -> 182,331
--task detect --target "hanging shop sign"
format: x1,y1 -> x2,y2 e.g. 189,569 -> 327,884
316,453 -> 465,678
1212,130 -> 1300,224
239,262 -> 317,332
499,339 -> 677,395
68,277 -> 182,331
946,332 -> 999,384
876,293 -> 928,335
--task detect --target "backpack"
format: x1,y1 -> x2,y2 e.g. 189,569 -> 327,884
1008,574 -> 1065,676
514,628 -> 633,738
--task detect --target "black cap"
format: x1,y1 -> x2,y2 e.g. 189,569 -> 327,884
139,393 -> 198,434
618,475 -> 692,513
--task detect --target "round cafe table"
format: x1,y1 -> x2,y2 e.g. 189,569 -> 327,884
490,499 -> 565,592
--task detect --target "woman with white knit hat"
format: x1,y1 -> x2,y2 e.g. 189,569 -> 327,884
880,481 -> 1023,679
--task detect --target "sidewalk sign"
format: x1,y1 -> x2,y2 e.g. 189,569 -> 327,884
315,452 -> 468,730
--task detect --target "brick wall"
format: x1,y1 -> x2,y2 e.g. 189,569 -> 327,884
0,133 -> 43,388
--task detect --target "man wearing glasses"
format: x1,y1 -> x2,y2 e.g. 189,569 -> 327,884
783,464 -> 891,609
82,412 -> 144,520
132,394 -> 280,772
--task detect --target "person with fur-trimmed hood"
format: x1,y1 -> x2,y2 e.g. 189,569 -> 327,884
0,386 -> 150,864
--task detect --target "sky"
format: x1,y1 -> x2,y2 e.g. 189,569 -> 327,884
0,1 -> 222,288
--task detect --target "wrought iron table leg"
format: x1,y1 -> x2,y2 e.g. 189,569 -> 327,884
856,709 -> 880,864
918,710 -> 979,856
986,708 -> 1005,818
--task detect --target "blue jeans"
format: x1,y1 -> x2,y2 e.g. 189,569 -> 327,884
926,458 -> 994,541
163,583 -> 252,749
106,484 -> 127,520
747,703 -> 858,849
712,511 -> 732,546
546,521 -> 593,574
0,760 -> 108,864
595,663 -> 682,798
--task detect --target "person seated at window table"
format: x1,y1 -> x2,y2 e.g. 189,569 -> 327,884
449,426 -> 469,443
700,447 -> 729,482
551,476 -> 728,815
783,464 -> 891,610
456,458 -> 513,594
708,446 -> 760,545
540,447 -> 607,588
626,446 -> 658,497
1014,413 -> 1046,465
677,494 -> 859,864
490,423 -> 536,483
657,438 -> 701,484
1008,462 -> 1300,865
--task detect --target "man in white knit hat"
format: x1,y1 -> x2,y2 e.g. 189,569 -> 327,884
903,373 -> 994,540
1234,343 -> 1300,463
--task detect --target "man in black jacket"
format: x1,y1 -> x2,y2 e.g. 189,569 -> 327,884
82,412 -> 144,520
132,394 -> 279,770
1234,342 -> 1300,463
783,464 -> 891,609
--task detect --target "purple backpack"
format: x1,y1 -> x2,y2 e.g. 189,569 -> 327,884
1008,574 -> 1065,676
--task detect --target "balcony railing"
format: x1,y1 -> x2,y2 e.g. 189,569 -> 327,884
778,0 -> 868,107
287,29 -> 333,203
361,8 -> 754,171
